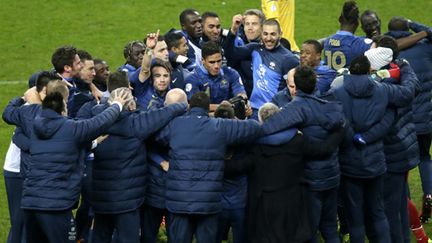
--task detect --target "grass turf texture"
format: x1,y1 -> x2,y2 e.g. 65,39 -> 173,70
0,0 -> 431,241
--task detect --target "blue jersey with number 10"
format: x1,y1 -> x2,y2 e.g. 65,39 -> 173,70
323,31 -> 372,70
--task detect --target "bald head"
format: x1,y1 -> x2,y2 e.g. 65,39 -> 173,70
165,88 -> 188,106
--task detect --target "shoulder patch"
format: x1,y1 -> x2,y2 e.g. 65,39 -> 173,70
364,38 -> 373,44
185,83 -> 192,92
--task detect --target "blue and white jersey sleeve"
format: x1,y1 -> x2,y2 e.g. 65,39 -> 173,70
226,67 -> 246,96
184,72 -> 204,100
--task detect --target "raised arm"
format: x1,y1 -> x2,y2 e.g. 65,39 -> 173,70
261,104 -> 306,135
221,119 -> 261,145
224,15 -> 255,62
138,30 -> 159,83
2,97 -> 26,126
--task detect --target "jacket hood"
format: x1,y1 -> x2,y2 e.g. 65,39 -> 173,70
256,128 -> 298,145
33,109 -> 66,139
343,74 -> 376,98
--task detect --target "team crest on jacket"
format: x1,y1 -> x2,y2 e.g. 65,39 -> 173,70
269,62 -> 276,70
185,83 -> 192,92
221,79 -> 227,87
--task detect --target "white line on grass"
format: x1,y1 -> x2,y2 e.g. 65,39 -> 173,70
0,80 -> 27,84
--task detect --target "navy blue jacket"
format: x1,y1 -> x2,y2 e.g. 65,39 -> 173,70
145,144 -> 169,209
386,31 -> 432,135
3,98 -> 43,178
18,104 -> 120,210
169,51 -> 191,90
222,146 -> 248,210
68,79 -> 95,118
271,88 -> 292,107
155,107 -> 261,214
332,64 -> 417,178
264,91 -> 345,190
383,86 -> 420,172
225,29 -> 260,98
291,92 -> 344,190
90,103 -> 187,214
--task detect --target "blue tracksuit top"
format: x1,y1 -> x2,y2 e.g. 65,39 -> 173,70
224,31 -> 299,109
315,62 -> 338,93
169,51 -> 191,90
68,79 -> 95,118
185,64 -> 245,104
323,30 -> 372,70
119,63 -> 141,84
155,107 -> 261,214
138,83 -> 167,111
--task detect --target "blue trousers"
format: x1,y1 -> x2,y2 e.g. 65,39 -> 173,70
92,209 -> 140,243
400,179 -> 410,243
340,175 -> 390,243
167,212 -> 219,243
4,170 -> 25,243
383,172 -> 406,243
307,187 -> 340,243
140,205 -> 169,243
216,208 -> 247,243
24,209 -> 75,243
417,133 -> 432,194
75,160 -> 93,242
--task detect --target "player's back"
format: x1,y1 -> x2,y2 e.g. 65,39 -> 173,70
323,31 -> 372,70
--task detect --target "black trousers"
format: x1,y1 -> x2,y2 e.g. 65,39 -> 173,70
24,209 -> 75,243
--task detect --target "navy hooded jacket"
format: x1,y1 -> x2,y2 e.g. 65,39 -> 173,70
21,104 -> 121,210
90,103 -> 187,214
262,91 -> 345,191
332,63 -> 417,178
155,107 -> 261,214
387,31 -> 432,135
3,98 -> 42,178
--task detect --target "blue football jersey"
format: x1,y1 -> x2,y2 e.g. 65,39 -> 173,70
323,31 -> 372,70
